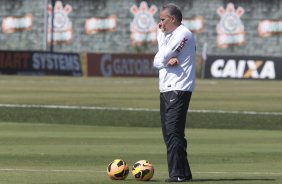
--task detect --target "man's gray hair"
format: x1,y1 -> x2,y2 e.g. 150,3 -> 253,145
162,3 -> 182,23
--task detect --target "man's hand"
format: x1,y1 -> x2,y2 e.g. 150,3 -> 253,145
167,58 -> 179,67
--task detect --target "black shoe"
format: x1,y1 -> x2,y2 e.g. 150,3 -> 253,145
165,177 -> 192,182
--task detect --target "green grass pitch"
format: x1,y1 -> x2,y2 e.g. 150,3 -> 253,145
0,76 -> 282,183
0,123 -> 281,184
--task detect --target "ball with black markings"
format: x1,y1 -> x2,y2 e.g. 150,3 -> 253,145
107,159 -> 129,180
132,160 -> 154,181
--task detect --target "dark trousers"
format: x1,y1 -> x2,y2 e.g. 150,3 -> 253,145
160,90 -> 192,179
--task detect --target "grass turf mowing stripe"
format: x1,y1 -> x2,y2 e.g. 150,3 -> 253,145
1,104 -> 282,116
1,168 -> 282,176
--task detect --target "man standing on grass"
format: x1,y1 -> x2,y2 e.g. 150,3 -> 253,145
153,3 -> 196,183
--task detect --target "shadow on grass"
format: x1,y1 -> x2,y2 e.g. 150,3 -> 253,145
148,178 -> 275,183
191,178 -> 275,182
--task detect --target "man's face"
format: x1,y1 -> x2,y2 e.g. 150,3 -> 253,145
158,9 -> 174,33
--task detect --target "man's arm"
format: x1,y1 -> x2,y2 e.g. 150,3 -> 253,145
153,31 -> 188,69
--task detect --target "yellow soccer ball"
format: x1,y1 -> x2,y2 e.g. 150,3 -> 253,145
132,160 -> 154,181
107,159 -> 129,180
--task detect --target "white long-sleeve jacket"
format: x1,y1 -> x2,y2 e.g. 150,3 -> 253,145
153,25 -> 196,93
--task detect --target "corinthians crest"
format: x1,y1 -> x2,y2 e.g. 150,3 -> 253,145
48,1 -> 72,44
216,3 -> 245,48
130,1 -> 158,46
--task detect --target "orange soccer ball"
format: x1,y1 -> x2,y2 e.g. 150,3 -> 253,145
132,160 -> 154,181
107,159 -> 129,180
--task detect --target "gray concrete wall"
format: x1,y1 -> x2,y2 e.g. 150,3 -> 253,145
0,0 -> 281,56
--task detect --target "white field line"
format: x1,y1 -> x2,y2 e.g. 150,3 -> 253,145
0,168 -> 92,173
0,168 -> 281,176
0,104 -> 282,116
